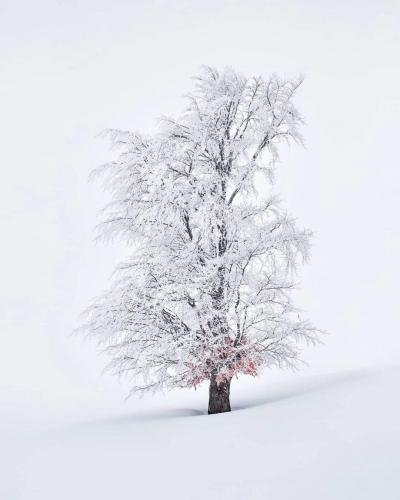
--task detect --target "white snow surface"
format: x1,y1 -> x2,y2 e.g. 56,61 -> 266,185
3,365 -> 399,500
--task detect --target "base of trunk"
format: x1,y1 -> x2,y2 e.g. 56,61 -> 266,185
208,375 -> 231,414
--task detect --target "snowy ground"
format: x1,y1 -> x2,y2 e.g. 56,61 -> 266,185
3,365 -> 400,500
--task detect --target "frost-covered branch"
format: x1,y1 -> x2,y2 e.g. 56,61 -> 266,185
80,67 -> 320,395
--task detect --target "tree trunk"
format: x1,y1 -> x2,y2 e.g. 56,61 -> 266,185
208,374 -> 231,414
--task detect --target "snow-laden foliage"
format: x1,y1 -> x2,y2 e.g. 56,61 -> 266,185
82,67 -> 320,394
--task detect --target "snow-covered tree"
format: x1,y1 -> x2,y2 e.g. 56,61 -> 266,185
82,67 -> 320,414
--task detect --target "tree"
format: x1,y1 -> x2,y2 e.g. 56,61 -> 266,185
82,66 -> 320,414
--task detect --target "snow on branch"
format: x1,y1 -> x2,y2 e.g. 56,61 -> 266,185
81,66 -> 320,395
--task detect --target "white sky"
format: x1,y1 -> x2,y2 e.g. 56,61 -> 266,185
1,0 -> 399,401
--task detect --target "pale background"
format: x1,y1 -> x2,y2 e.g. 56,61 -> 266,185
1,0 -> 399,414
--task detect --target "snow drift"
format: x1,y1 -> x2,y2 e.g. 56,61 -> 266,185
3,366 -> 399,499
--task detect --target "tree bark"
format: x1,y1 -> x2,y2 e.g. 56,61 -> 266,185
208,374 -> 231,414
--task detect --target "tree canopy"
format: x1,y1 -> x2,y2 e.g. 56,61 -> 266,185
82,67 -> 319,398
